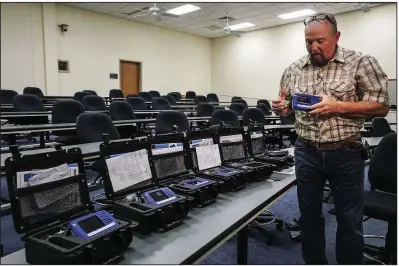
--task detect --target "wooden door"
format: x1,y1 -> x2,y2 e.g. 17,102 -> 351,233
120,61 -> 140,96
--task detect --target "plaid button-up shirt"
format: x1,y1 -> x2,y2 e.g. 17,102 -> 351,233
280,45 -> 390,143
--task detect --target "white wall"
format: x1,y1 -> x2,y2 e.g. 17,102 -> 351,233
212,4 -> 397,101
1,3 -> 212,96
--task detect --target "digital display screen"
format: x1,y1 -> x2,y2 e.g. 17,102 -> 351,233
190,138 -> 213,148
149,190 -> 169,202
151,143 -> 183,155
298,96 -> 311,104
250,131 -> 263,139
77,215 -> 105,233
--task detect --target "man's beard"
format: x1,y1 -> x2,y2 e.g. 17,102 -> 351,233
310,53 -> 329,67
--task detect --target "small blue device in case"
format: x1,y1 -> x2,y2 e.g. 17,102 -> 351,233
292,93 -> 321,111
180,177 -> 211,189
68,210 -> 119,240
215,167 -> 243,177
142,187 -> 177,205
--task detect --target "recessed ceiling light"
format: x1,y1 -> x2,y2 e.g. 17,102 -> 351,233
277,9 -> 316,20
229,22 -> 255,30
166,4 -> 201,15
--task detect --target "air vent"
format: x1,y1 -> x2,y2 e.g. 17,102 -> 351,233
58,60 -> 69,73
204,25 -> 222,31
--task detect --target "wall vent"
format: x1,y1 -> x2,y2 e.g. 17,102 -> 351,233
58,60 -> 69,73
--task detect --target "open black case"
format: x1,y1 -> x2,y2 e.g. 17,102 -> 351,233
147,132 -> 219,207
215,126 -> 274,182
245,123 -> 295,170
185,129 -> 247,192
99,137 -> 190,234
4,146 -> 135,265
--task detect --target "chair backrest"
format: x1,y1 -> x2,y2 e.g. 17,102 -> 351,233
171,91 -> 182,98
126,94 -> 141,98
210,109 -> 240,127
52,100 -> 85,124
168,92 -> 180,101
109,101 -> 135,121
152,97 -> 171,110
74,91 -> 91,103
257,99 -> 271,110
76,112 -> 120,143
231,96 -> 242,102
109,89 -> 124,98
196,103 -> 215,117
139,91 -> 153,101
242,108 -> 265,126
390,105 -> 397,110
232,99 -> 248,108
0,89 -> 18,104
207,93 -> 219,103
126,97 -> 147,110
229,103 -> 246,116
194,95 -> 207,104
13,94 -> 46,112
23,87 -> 44,98
256,103 -> 272,115
82,95 -> 106,111
83,90 -> 97,96
149,90 -> 161,98
163,95 -> 177,105
185,91 -> 196,99
368,133 -> 397,194
155,110 -> 190,134
280,112 -> 296,125
372,117 -> 393,137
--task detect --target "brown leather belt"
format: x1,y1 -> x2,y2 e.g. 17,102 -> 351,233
298,134 -> 360,151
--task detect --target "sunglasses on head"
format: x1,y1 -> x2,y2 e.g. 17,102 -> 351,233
304,13 -> 337,28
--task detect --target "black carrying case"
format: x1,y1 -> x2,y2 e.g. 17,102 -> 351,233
99,137 -> 190,234
4,146 -> 135,265
185,129 -> 247,192
147,132 -> 219,208
245,124 -> 295,170
216,126 -> 274,182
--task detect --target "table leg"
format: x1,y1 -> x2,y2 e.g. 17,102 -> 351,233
39,132 -> 45,148
237,224 -> 248,264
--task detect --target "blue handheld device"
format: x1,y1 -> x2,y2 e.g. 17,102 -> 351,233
180,177 -> 211,189
68,210 -> 119,240
292,93 -> 321,111
142,187 -> 177,205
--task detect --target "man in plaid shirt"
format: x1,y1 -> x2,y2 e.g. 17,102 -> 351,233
272,13 -> 390,264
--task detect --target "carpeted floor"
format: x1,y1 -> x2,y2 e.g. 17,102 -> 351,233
1,165 -> 388,264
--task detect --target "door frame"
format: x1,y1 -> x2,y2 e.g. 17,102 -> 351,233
119,59 -> 142,93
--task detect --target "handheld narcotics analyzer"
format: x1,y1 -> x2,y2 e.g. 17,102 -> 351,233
292,93 -> 321,111
4,145 -> 135,265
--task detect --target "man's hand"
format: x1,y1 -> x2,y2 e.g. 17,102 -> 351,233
272,88 -> 290,114
308,95 -> 343,116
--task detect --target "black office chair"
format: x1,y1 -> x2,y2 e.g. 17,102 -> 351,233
372,117 -> 394,137
242,108 -> 265,126
0,89 -> 18,104
195,103 -> 215,130
209,109 -> 240,127
126,97 -> 147,111
279,112 -> 297,147
74,91 -> 91,103
82,95 -> 106,111
139,91 -> 153,101
233,99 -> 248,108
152,97 -> 171,110
390,105 -> 397,110
109,89 -> 124,98
163,95 -> 177,105
155,110 -> 190,134
256,103 -> 272,116
207,93 -> 219,104
257,99 -> 272,110
168,92 -> 180,101
363,133 -> 397,264
109,101 -> 137,138
52,100 -> 85,145
149,90 -> 161,98
23,87 -> 44,98
185,91 -> 196,99
231,96 -> 242,102
194,95 -> 207,105
229,103 -> 246,116
171,92 -> 182,99
83,90 -> 97,96
13,94 -> 46,112
126,94 -> 141,98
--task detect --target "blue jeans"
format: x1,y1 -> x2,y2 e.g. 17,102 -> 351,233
295,137 -> 365,264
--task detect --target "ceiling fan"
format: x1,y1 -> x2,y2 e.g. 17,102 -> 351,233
119,3 -> 179,22
221,12 -> 244,38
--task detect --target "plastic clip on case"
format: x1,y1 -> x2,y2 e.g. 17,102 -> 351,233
99,136 -> 189,234
147,132 -> 219,208
216,126 -> 274,182
4,145 -> 135,265
185,129 -> 247,192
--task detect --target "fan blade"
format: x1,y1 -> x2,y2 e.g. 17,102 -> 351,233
120,7 -> 149,16
132,13 -> 150,18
